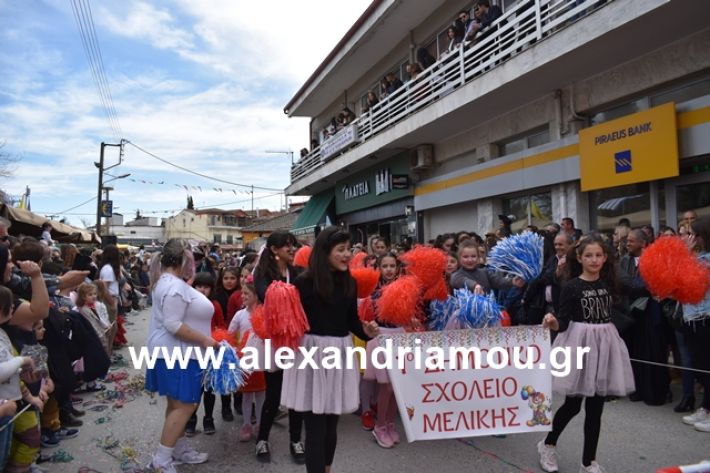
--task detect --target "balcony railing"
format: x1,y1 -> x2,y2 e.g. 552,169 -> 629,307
290,0 -> 612,184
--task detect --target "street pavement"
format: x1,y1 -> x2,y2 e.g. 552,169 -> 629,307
51,307 -> 708,473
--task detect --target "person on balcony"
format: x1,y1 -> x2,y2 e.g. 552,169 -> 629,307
465,0 -> 502,43
363,91 -> 379,114
385,72 -> 403,96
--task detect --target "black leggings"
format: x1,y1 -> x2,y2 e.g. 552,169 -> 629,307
544,395 -> 605,467
303,412 -> 339,473
257,370 -> 303,442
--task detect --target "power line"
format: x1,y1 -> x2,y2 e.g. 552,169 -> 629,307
125,141 -> 285,192
70,0 -> 122,140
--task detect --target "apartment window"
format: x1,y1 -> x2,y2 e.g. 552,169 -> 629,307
227,235 -> 234,244
213,234 -> 222,244
590,98 -> 648,126
650,77 -> 710,107
497,126 -> 550,157
502,191 -> 552,232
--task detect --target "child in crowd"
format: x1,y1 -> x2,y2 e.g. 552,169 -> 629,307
363,252 -> 403,448
186,272 -> 225,436
214,267 -> 242,420
450,240 -> 525,294
0,286 -> 49,472
444,250 -> 459,293
75,283 -> 112,355
94,280 -> 117,358
538,236 -> 634,473
228,280 -> 266,442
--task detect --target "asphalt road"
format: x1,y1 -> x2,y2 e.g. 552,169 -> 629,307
51,308 -> 708,473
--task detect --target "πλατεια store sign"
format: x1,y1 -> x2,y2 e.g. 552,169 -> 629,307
579,102 -> 679,191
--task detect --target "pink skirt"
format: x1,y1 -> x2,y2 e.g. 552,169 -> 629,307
363,327 -> 405,384
552,321 -> 635,397
281,334 -> 360,415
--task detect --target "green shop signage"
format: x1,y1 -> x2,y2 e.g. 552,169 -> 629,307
335,154 -> 412,214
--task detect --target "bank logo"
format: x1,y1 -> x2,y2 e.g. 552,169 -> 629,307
614,150 -> 632,174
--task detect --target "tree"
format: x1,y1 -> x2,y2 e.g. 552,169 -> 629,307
0,142 -> 20,205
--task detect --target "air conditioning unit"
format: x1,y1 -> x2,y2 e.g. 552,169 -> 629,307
410,145 -> 434,171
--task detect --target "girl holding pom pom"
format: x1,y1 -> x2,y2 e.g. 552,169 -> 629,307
451,240 -> 525,294
284,226 -> 379,473
363,252 -> 405,448
228,279 -> 266,442
253,231 -> 305,464
145,239 -> 219,472
538,236 -> 634,473
185,272 -> 225,436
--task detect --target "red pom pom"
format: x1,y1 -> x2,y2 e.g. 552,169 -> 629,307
376,275 -> 422,327
500,310 -> 511,327
212,328 -> 236,346
422,277 -> 448,301
349,252 -> 367,269
358,297 -> 376,322
293,246 -> 311,269
639,236 -> 710,304
250,305 -> 268,340
351,267 -> 381,298
400,247 -> 447,291
263,281 -> 310,349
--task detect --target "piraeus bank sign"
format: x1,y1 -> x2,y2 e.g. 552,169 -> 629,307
579,102 -> 679,192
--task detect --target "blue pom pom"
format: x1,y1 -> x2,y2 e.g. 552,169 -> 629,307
521,389 -> 529,400
202,341 -> 247,395
429,296 -> 458,331
487,231 -> 544,281
448,288 -> 501,329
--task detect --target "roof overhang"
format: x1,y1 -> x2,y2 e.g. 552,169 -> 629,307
284,0 -> 450,118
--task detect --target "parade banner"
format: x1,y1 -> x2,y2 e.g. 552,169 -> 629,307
384,326 -> 552,442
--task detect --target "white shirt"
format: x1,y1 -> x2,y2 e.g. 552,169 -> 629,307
228,307 -> 253,340
100,264 -> 119,297
0,329 -> 22,401
147,273 -> 214,360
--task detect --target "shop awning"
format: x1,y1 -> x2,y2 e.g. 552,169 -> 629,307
597,194 -> 645,212
1,204 -> 96,243
292,191 -> 333,235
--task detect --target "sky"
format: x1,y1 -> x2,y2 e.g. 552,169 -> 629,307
0,0 -> 371,228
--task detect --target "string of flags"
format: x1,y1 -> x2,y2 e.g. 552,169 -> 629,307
126,178 -> 257,195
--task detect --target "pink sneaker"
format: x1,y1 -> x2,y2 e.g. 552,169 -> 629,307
239,424 -> 252,442
387,423 -> 400,444
372,424 -> 393,448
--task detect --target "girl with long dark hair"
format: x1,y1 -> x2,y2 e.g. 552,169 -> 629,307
252,231 -> 305,464
282,226 -> 379,473
538,236 -> 634,473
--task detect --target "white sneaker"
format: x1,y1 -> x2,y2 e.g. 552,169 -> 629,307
537,440 -> 559,472
148,461 -> 177,473
172,446 -> 208,465
694,418 -> 710,432
580,461 -> 607,473
683,407 -> 710,425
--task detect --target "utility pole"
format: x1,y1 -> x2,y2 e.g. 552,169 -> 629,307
95,141 -> 124,238
250,185 -> 254,217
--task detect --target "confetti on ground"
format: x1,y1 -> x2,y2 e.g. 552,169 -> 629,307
96,435 -> 144,471
51,449 -> 74,463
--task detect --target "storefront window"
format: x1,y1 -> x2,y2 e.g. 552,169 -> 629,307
589,183 -> 651,232
502,191 -> 552,232
676,181 -> 710,225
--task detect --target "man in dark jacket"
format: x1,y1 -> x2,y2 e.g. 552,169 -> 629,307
618,229 -> 671,406
465,0 -> 503,42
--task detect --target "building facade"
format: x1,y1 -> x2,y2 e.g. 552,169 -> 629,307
285,0 -> 710,244
164,208 -> 248,247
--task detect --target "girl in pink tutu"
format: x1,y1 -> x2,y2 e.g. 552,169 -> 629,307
538,235 -> 634,473
363,252 -> 404,448
283,226 -> 379,473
